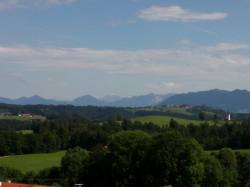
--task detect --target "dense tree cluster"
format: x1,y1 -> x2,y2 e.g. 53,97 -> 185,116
1,131 -> 250,187
0,104 -> 250,186
1,118 -> 250,156
172,120 -> 250,150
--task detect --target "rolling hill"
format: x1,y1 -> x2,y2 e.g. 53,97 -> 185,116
161,89 -> 250,112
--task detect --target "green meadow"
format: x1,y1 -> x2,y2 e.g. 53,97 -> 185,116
132,115 -> 217,126
0,151 -> 65,173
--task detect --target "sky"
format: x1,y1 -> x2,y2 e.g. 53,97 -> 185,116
0,0 -> 250,99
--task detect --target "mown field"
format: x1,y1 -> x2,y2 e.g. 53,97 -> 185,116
235,149 -> 250,154
132,115 -> 219,126
0,151 -> 65,173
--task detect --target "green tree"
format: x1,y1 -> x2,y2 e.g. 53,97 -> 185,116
236,152 -> 250,187
199,112 -> 206,121
148,132 -> 204,187
109,130 -> 152,187
217,148 -> 238,187
202,154 -> 223,187
81,145 -> 112,187
0,166 -> 23,182
61,147 -> 89,186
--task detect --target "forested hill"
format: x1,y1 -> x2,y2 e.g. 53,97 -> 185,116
0,104 -> 132,121
161,89 -> 250,112
0,104 -> 229,121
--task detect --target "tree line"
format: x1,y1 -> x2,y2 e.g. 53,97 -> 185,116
1,131 -> 250,187
1,118 -> 250,156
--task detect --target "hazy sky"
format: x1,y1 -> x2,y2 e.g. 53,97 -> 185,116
1,0 -> 250,99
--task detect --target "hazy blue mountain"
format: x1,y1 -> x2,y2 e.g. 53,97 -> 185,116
1,90 -> 250,111
71,95 -> 106,106
111,93 -> 172,107
160,89 -> 250,112
15,95 -> 66,105
0,95 -> 65,105
71,94 -> 173,107
100,95 -> 122,103
0,97 -> 13,104
0,93 -> 173,107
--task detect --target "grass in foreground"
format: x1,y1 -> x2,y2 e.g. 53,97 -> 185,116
0,151 -> 65,173
132,115 -> 216,126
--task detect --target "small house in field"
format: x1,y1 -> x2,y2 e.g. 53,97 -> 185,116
0,181 -> 49,187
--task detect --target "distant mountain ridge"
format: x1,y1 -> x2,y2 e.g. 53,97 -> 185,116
2,89 -> 250,112
0,93 -> 172,107
0,95 -> 65,105
71,95 -> 106,106
160,89 -> 250,112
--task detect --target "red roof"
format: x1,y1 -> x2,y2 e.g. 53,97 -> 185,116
0,182 -> 49,187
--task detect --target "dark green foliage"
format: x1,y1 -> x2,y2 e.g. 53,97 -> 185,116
81,145 -> 112,187
61,147 -> 89,186
76,131 -> 205,187
236,152 -> 250,187
0,104 -> 250,186
217,148 -> 238,187
202,154 -> 224,187
199,112 -> 206,120
147,132 -> 204,187
0,166 -> 23,182
0,104 -> 132,120
109,131 -> 152,187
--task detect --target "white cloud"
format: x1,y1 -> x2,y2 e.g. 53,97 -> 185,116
138,5 -> 227,22
146,81 -> 182,93
207,43 -> 250,51
0,0 -> 77,10
162,82 -> 180,88
0,42 -> 250,78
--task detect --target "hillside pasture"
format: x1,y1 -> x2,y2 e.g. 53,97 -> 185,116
0,151 -> 65,173
132,115 -> 217,126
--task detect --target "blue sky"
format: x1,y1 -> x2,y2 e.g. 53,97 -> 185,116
0,0 -> 250,99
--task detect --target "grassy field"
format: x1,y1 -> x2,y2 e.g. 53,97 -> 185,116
16,130 -> 34,135
0,151 -> 65,173
163,107 -> 193,116
235,149 -> 250,154
132,115 -> 216,126
0,115 -> 46,121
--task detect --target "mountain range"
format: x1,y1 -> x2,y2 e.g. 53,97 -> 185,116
160,89 -> 250,113
1,89 -> 250,112
0,93 -> 171,107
